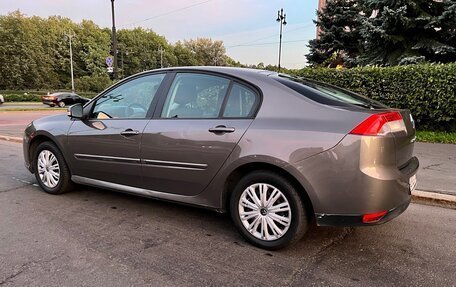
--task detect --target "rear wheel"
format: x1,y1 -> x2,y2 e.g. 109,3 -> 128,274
230,171 -> 308,250
34,141 -> 73,194
58,101 -> 65,108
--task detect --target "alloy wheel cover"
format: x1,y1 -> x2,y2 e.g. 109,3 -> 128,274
238,183 -> 292,241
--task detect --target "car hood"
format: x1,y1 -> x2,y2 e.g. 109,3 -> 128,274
27,113 -> 73,139
33,113 -> 69,125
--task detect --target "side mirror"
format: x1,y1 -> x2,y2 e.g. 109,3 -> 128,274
68,103 -> 83,119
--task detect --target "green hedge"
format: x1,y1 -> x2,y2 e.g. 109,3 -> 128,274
0,90 -> 97,102
292,63 -> 456,131
2,93 -> 41,102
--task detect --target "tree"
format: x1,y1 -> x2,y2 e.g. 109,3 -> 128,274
358,0 -> 456,65
172,41 -> 198,66
0,11 -> 52,89
117,27 -> 172,76
306,0 -> 363,67
183,38 -> 228,66
306,0 -> 456,67
0,12 -> 248,91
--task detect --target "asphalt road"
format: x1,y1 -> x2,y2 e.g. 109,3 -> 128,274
1,140 -> 456,286
0,102 -> 55,110
0,110 -> 64,137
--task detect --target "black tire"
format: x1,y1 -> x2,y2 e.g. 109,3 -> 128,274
230,171 -> 308,250
58,101 -> 65,108
33,141 -> 73,194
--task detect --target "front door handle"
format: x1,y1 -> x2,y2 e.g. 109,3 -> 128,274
208,125 -> 235,134
120,129 -> 140,136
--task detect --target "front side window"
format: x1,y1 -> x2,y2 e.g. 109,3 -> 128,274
92,74 -> 165,119
161,73 -> 230,118
223,83 -> 258,118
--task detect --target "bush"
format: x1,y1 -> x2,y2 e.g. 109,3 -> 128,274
292,63 -> 456,131
74,75 -> 113,94
1,90 -> 98,102
3,93 -> 42,102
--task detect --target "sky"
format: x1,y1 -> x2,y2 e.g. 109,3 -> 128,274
0,0 -> 318,69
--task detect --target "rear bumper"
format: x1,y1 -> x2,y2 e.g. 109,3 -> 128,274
315,198 -> 411,226
294,134 -> 419,226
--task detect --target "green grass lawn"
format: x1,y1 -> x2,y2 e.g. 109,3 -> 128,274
416,131 -> 456,144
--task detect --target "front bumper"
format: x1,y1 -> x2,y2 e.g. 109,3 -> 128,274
42,100 -> 57,106
23,125 -> 35,173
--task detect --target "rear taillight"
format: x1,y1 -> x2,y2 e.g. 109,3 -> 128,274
350,111 -> 406,136
362,211 -> 387,223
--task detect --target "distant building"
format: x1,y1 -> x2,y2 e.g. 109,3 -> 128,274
317,0 -> 327,38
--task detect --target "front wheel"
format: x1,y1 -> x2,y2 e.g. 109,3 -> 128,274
230,171 -> 308,250
34,141 -> 73,194
58,101 -> 65,108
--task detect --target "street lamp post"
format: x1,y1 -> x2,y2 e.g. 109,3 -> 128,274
158,46 -> 164,68
276,8 -> 287,72
110,0 -> 118,79
64,31 -> 76,92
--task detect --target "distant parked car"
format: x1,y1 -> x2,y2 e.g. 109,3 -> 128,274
41,92 -> 89,108
0,94 -> 4,104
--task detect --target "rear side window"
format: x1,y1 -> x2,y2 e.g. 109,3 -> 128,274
274,75 -> 387,109
161,73 -> 230,118
223,83 -> 258,118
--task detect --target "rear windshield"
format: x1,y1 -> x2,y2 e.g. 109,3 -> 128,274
273,74 -> 387,109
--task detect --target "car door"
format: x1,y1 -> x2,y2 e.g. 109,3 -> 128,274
66,73 -> 167,188
140,72 -> 261,196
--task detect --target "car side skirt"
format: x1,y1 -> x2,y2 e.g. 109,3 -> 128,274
71,175 -> 218,211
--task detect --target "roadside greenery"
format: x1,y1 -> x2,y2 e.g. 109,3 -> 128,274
0,11 -> 241,93
416,131 -> 456,144
0,90 -> 97,102
0,108 -> 66,112
308,0 -> 456,67
292,63 -> 456,132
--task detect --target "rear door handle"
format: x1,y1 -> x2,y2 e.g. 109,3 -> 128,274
208,125 -> 235,134
120,129 -> 140,136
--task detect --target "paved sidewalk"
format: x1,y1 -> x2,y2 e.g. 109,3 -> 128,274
414,142 -> 456,195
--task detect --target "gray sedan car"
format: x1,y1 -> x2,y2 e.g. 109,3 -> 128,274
23,67 -> 418,249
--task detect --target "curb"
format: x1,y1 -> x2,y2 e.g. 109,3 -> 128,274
0,135 -> 22,143
412,190 -> 456,209
0,134 -> 455,209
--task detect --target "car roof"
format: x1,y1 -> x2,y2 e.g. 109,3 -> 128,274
137,66 -> 278,80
